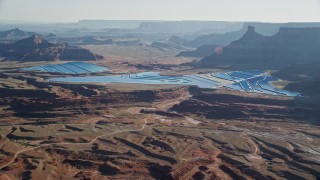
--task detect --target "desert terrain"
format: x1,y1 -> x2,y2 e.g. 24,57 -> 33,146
0,21 -> 320,180
0,51 -> 319,180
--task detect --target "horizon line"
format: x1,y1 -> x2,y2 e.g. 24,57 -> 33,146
1,19 -> 320,24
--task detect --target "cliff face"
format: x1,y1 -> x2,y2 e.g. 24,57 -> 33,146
0,36 -> 103,61
200,26 -> 320,70
169,26 -> 248,48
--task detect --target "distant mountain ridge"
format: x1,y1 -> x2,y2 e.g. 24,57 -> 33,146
0,28 -> 41,39
166,22 -> 320,48
136,21 -> 243,34
169,26 -> 248,48
77,20 -> 152,29
0,35 -> 103,61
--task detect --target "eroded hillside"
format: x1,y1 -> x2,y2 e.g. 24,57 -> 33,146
0,67 -> 319,179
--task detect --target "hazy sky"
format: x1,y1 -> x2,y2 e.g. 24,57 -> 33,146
0,0 -> 320,23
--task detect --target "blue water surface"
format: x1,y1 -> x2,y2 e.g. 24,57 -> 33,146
23,62 -> 108,74
48,69 -> 300,97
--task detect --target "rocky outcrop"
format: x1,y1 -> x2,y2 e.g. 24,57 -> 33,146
12,35 -> 55,49
200,26 -> 320,70
59,48 -> 103,60
0,28 -> 41,40
0,35 -> 103,61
